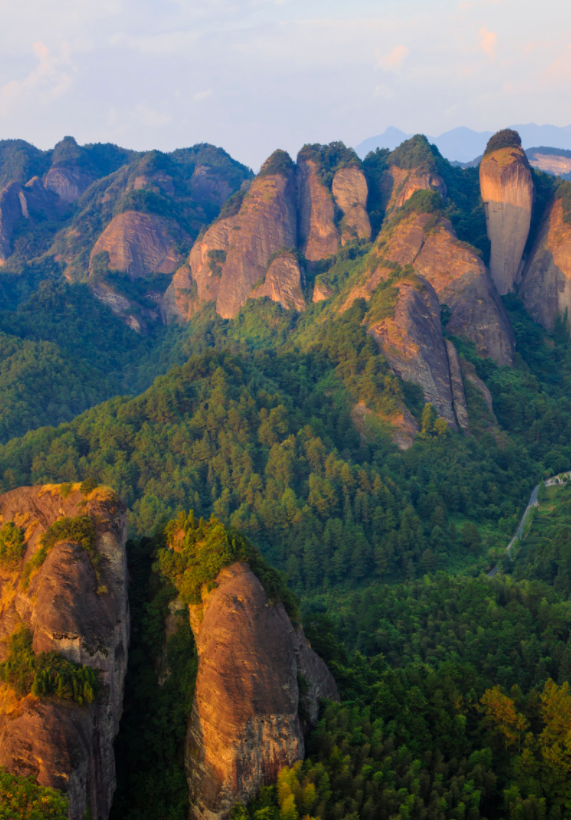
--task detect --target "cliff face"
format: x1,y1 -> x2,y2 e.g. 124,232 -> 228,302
186,561 -> 338,820
90,211 -> 183,279
297,158 -> 338,261
0,484 -> 129,820
367,276 -> 458,428
331,166 -> 371,245
167,157 -> 300,321
480,144 -> 533,294
519,196 -> 571,331
44,166 -> 94,203
380,166 -> 447,215
343,213 -> 514,365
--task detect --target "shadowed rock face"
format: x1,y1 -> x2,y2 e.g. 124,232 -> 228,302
186,562 -> 338,820
367,276 -> 458,428
519,197 -> 571,331
250,251 -> 305,311
171,162 -> 300,320
380,166 -> 447,215
342,213 -> 514,366
0,183 -> 24,264
445,340 -> 470,435
297,158 -> 338,261
331,166 -> 371,245
480,144 -> 533,295
90,211 -> 183,279
44,167 -> 94,203
0,485 -> 128,820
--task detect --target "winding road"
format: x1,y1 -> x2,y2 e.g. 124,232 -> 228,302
487,472 -> 571,577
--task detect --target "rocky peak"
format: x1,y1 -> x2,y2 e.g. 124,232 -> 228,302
166,150 -> 301,320
0,482 -> 129,820
519,185 -> 571,331
185,561 -> 338,820
480,129 -> 534,294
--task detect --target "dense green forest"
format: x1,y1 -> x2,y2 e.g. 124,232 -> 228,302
2,133 -> 571,820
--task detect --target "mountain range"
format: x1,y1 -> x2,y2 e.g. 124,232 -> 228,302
356,123 -> 571,162
2,127 -> 571,820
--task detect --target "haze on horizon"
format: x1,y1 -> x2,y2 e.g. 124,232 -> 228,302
0,0 -> 570,170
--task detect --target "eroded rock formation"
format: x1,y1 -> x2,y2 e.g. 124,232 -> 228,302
480,135 -> 533,295
331,166 -> 371,245
519,193 -> 571,331
297,157 -> 338,262
0,182 -> 24,264
44,166 -> 94,203
0,484 -> 129,820
90,211 -> 183,279
367,276 -> 458,428
186,561 -> 338,820
380,165 -> 447,215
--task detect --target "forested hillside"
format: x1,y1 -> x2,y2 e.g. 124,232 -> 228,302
2,131 -> 571,820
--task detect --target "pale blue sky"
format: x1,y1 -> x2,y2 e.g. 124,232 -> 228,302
0,0 -> 570,168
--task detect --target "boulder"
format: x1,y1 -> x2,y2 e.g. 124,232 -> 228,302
331,166 -> 371,244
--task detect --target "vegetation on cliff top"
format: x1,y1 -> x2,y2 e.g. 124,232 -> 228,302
0,767 -> 68,820
158,511 -> 300,622
484,128 -> 523,156
298,142 -> 361,190
0,626 -> 100,705
258,149 -> 296,179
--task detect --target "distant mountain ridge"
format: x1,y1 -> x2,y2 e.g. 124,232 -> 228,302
356,124 -> 571,163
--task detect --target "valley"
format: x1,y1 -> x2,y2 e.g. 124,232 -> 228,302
1,127 -> 571,820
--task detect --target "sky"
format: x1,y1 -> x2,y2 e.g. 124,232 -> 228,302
0,0 -> 570,170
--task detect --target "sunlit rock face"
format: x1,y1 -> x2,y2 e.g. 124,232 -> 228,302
480,132 -> 533,295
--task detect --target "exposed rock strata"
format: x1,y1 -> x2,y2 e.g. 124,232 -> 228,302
90,211 -> 183,279
367,276 -> 458,428
331,166 -> 371,244
250,252 -> 305,311
170,157 -> 300,320
0,484 -> 129,820
186,561 -> 338,820
480,144 -> 533,294
380,166 -> 447,215
519,196 -> 571,331
297,158 -> 338,261
343,213 -> 514,366
44,166 -> 94,203
445,340 -> 470,434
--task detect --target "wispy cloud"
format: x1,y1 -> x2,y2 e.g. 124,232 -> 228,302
376,44 -> 409,72
129,103 -> 171,128
0,41 -> 74,115
192,89 -> 212,102
479,27 -> 497,60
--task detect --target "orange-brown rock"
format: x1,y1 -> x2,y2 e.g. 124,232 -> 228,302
297,157 -> 338,261
180,154 -> 299,319
190,165 -> 234,206
367,276 -> 457,428
519,195 -> 571,331
0,484 -> 129,820
480,141 -> 533,294
445,340 -> 470,434
44,166 -> 94,203
186,562 -> 338,820
380,165 -> 446,215
331,166 -> 371,244
90,211 -> 183,279
250,251 -> 305,311
351,402 -> 419,450
161,263 -> 201,324
343,213 -> 514,365
312,278 -> 333,303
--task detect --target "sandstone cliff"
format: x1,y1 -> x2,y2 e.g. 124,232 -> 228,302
186,561 -> 338,820
380,165 -> 447,215
90,211 -> 183,279
297,157 -> 338,262
480,132 -> 533,294
343,212 -> 514,365
44,166 -> 94,204
367,276 -> 458,428
0,483 -> 128,820
165,151 -> 301,321
331,166 -> 371,245
519,193 -> 571,331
